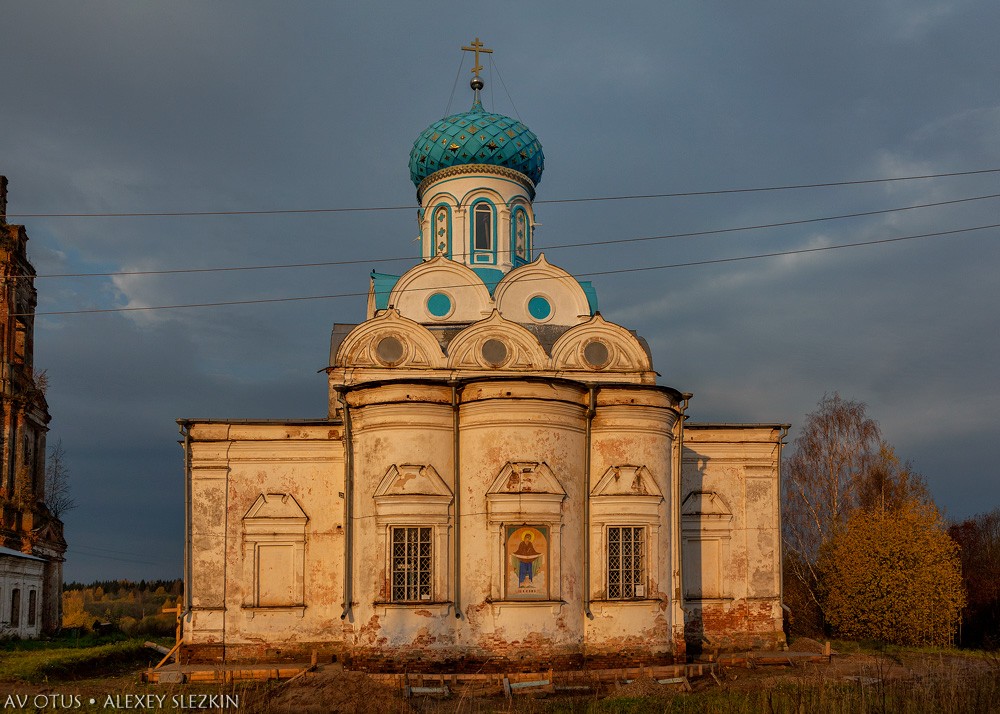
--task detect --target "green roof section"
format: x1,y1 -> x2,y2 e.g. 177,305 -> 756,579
579,281 -> 598,315
472,267 -> 505,295
409,100 -> 544,188
371,271 -> 400,310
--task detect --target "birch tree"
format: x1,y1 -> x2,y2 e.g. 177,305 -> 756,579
782,394 -> 882,629
44,439 -> 75,518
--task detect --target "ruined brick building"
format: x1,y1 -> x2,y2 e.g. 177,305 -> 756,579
180,49 -> 788,668
0,176 -> 66,637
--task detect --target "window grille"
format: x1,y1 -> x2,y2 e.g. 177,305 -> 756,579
391,527 -> 432,601
608,526 -> 645,599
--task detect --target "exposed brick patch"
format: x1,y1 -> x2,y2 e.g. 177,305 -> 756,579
345,647 -> 676,674
181,643 -> 345,665
685,600 -> 784,653
182,643 -> 676,673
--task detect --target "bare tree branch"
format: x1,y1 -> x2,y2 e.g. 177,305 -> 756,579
44,439 -> 75,518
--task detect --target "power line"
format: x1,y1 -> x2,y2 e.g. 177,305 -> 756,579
580,223 -> 999,277
26,191 -> 1000,279
6,168 -> 999,219
23,221 -> 998,317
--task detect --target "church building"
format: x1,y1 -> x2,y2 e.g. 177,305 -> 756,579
180,43 -> 787,669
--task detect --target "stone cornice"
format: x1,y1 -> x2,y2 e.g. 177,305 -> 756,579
417,164 -> 535,202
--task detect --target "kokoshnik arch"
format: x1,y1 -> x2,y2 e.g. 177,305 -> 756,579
179,41 -> 789,669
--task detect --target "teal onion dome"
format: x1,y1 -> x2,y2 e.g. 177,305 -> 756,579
409,99 -> 544,188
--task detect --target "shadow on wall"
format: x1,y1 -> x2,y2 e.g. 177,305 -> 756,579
680,454 -> 736,655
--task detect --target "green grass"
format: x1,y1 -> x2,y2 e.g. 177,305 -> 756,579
0,638 -> 155,682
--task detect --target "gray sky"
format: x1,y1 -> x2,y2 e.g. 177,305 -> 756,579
2,1 -> 998,582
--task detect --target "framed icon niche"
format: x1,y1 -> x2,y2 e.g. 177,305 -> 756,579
504,525 -> 549,600
487,462 -> 566,603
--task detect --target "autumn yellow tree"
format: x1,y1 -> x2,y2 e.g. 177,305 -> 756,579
818,499 -> 964,646
783,394 -> 932,634
62,590 -> 89,629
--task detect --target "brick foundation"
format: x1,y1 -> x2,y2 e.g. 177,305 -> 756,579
684,600 -> 785,653
180,642 -> 677,673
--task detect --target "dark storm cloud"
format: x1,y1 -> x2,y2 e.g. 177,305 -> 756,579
2,1 -> 998,580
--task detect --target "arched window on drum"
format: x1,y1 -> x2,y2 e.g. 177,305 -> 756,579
469,199 -> 497,265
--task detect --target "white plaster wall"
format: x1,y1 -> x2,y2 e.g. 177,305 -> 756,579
585,387 -> 679,655
0,552 -> 44,638
680,425 -> 785,649
345,384 -> 456,654
184,423 -> 345,649
456,380 -> 587,656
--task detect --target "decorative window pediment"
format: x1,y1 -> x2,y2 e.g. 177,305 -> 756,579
243,492 -> 308,526
592,465 -> 662,498
375,464 -> 452,499
242,493 -> 308,612
681,490 -> 733,529
374,464 -> 453,525
487,461 -> 565,496
591,465 -> 663,521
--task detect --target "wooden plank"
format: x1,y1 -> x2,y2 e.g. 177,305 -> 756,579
408,686 -> 450,696
144,641 -> 171,656
510,679 -> 550,690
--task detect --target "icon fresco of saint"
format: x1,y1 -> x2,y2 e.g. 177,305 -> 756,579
506,525 -> 548,600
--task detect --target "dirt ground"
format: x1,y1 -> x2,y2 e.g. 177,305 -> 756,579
262,640 -> 1000,713
2,640 -> 998,713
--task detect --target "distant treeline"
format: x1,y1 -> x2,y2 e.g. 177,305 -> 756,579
949,508 -> 1000,649
64,579 -> 182,595
62,579 -> 183,637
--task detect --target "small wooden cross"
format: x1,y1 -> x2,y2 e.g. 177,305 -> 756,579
461,37 -> 493,80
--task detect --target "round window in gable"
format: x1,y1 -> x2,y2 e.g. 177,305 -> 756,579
583,339 -> 610,369
481,339 -> 509,367
375,336 -> 405,366
527,295 -> 552,322
426,291 -> 453,319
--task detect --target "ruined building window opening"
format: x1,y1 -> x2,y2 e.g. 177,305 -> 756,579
13,319 -> 27,364
22,432 -> 32,473
9,588 -> 20,628
391,526 -> 433,602
607,526 -> 645,599
26,590 -> 36,627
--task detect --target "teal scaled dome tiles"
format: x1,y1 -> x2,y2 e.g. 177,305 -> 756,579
409,99 -> 544,188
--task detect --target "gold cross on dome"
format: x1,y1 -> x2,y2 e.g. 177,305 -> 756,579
461,37 -> 493,80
